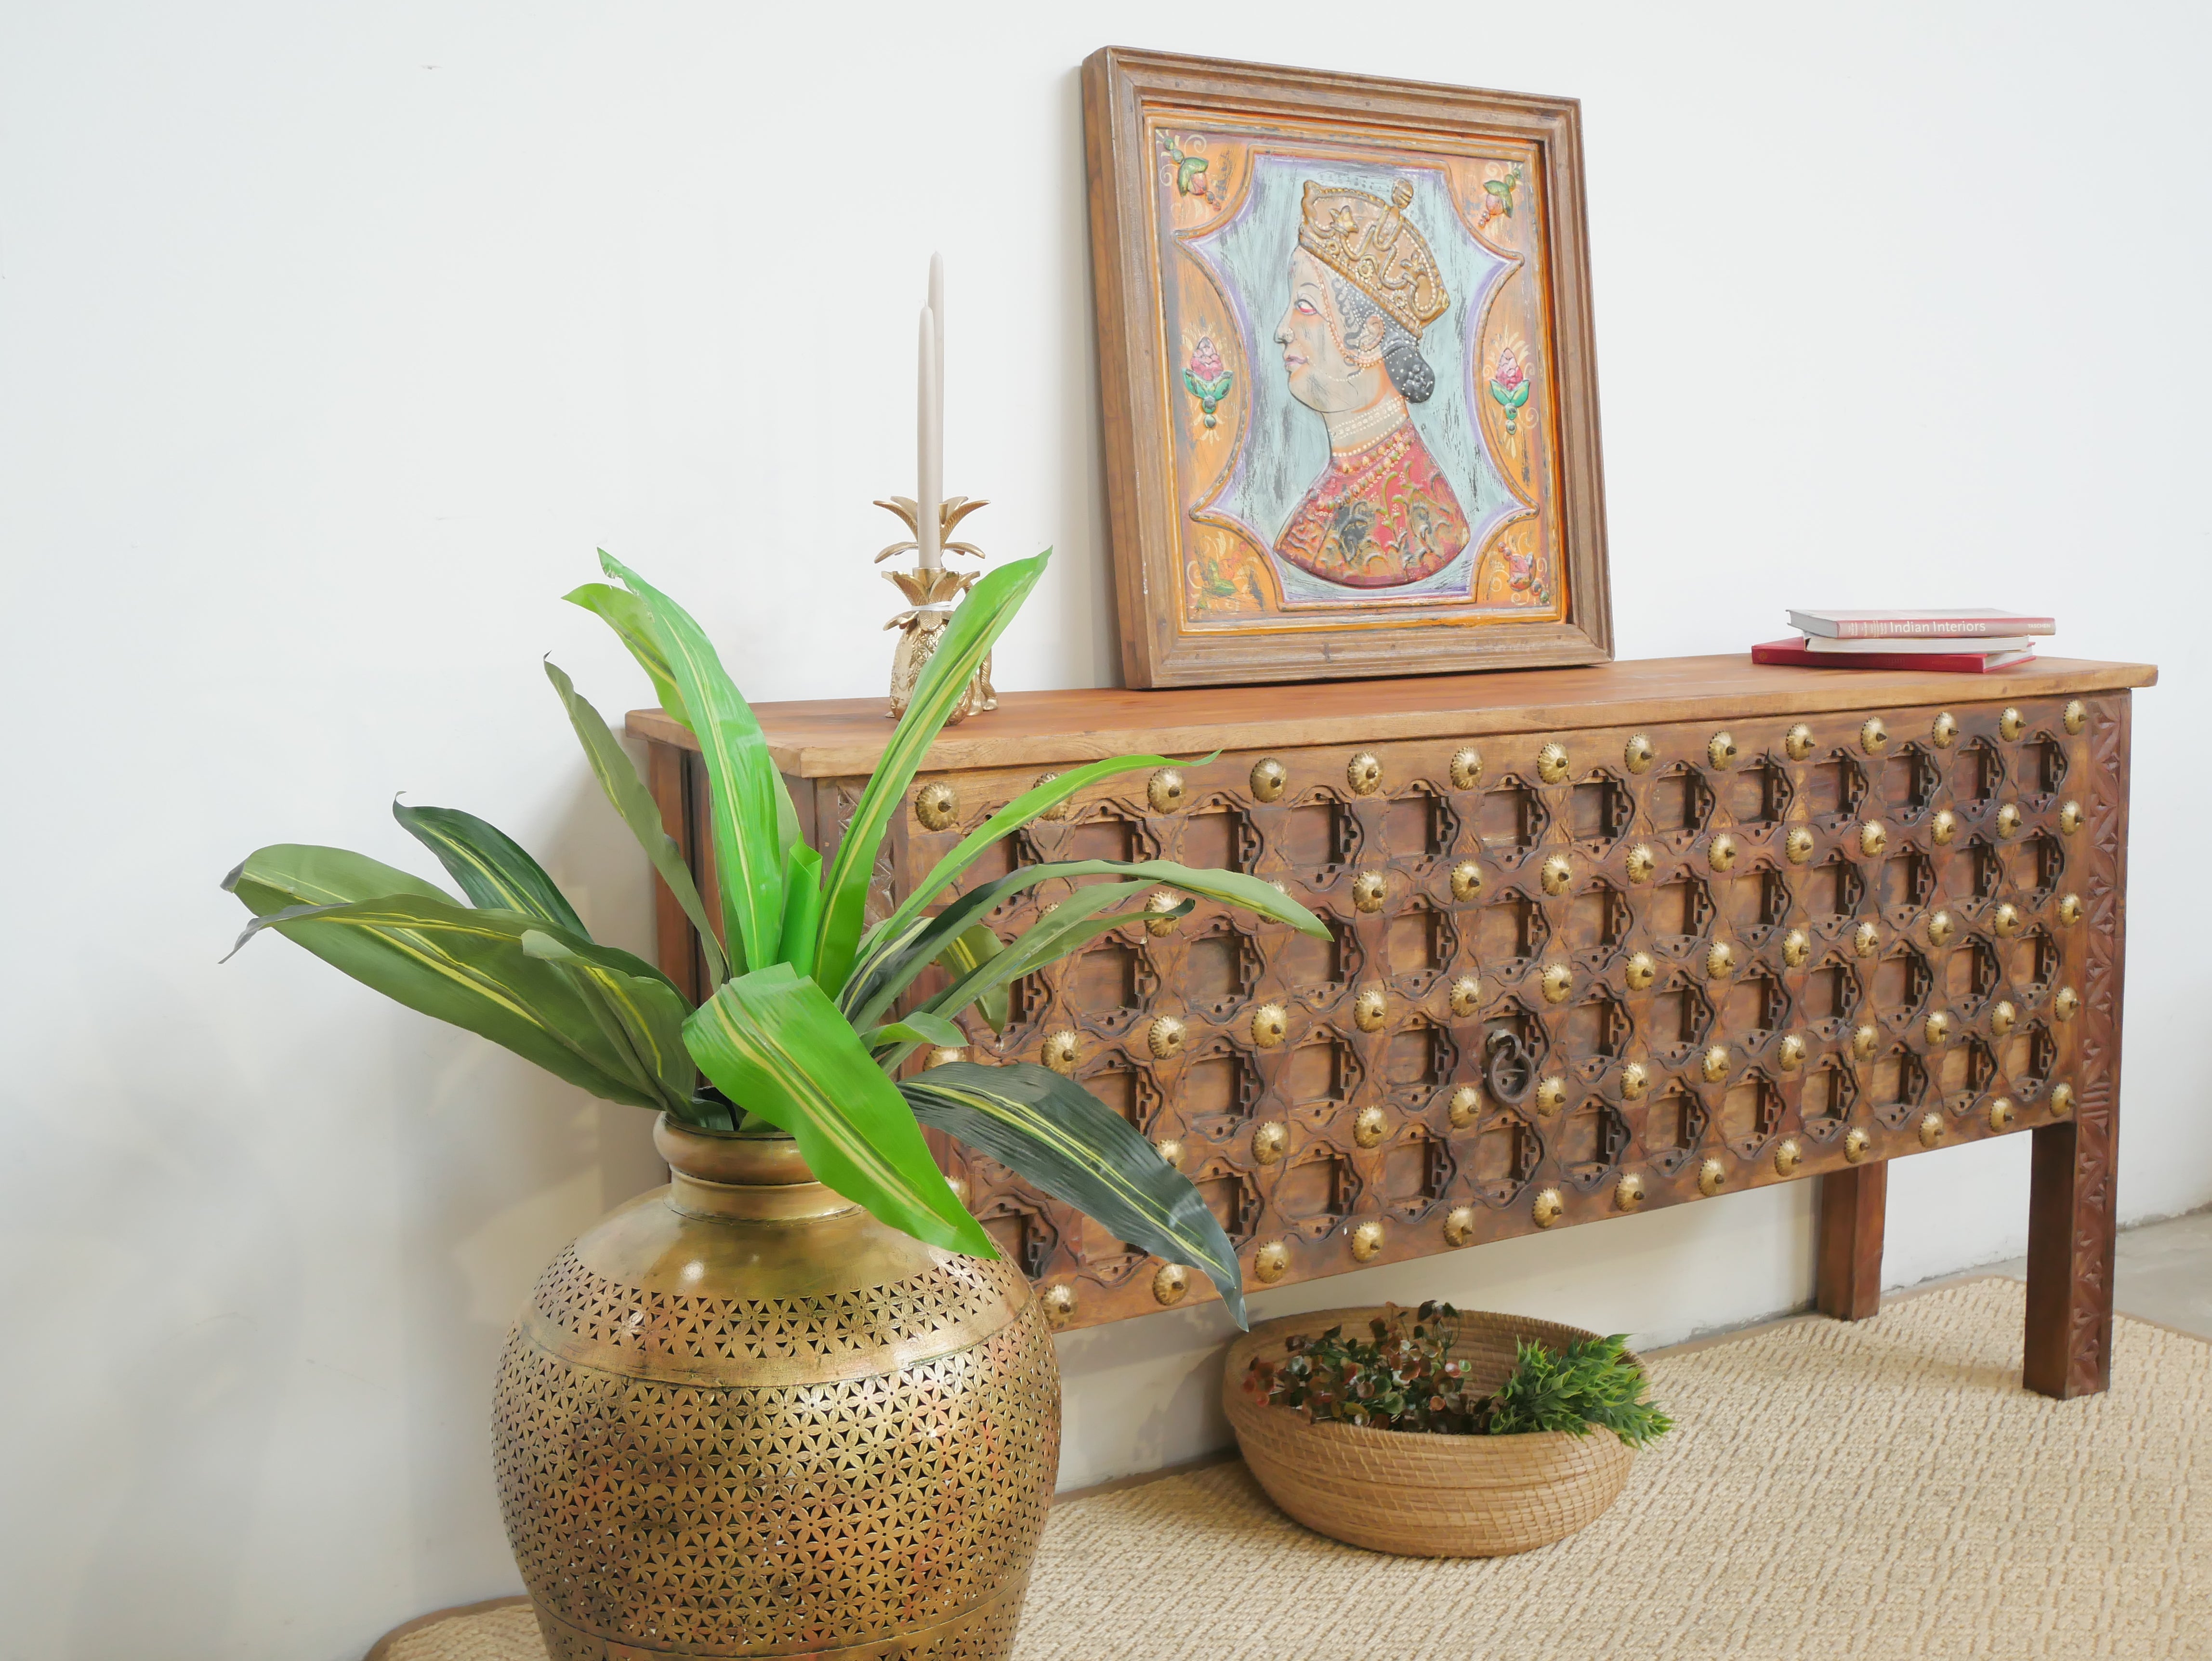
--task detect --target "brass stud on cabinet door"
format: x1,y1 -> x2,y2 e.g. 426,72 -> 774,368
1707,940 -> 1737,979
1540,853 -> 1574,895
1148,768 -> 1186,814
2050,1081 -> 2076,1117
1919,1112 -> 1946,1148
1144,888 -> 1184,936
1533,1076 -> 1567,1117
1540,962 -> 1575,1004
1033,772 -> 1073,820
2054,986 -> 2080,1021
1853,1023 -> 1880,1060
1350,1220 -> 1385,1262
1626,843 -> 1658,884
2057,892 -> 2084,926
1043,1029 -> 1081,1074
1854,921 -> 1881,957
1148,1015 -> 1186,1059
1449,747 -> 1483,790
2000,706 -> 2026,741
1354,985 -> 1388,1031
1448,1086 -> 1481,1129
1444,1206 -> 1477,1247
1619,1061 -> 1650,1099
1152,1263 -> 1189,1306
1615,1173 -> 1646,1212
1708,730 -> 1738,769
1860,716 -> 1889,755
2059,799 -> 2084,836
1924,1010 -> 1952,1046
1701,1044 -> 1731,1083
1252,1121 -> 1288,1165
1040,1283 -> 1078,1329
1625,952 -> 1657,991
1778,1034 -> 1807,1072
1624,734 -> 1656,773
1354,1106 -> 1389,1147
913,780 -> 960,830
1844,1128 -> 1872,1163
1786,723 -> 1816,762
1708,834 -> 1738,872
1783,928 -> 1811,968
1698,1159 -> 1727,1197
1931,809 -> 1958,846
1992,902 -> 2021,937
1532,1188 -> 1566,1228
1352,870 -> 1389,912
1450,975 -> 1482,1017
1927,910 -> 1955,948
1995,803 -> 2023,839
1251,1002 -> 1288,1048
1346,751 -> 1383,795
928,1046 -> 967,1069
1931,712 -> 1960,749
1775,1138 -> 1803,1176
1153,1137 -> 1185,1170
1537,742 -> 1571,784
1450,859 -> 1485,902
1859,821 -> 1888,858
2064,699 -> 2087,735
1988,1097 -> 2016,1132
1250,757 -> 1288,803
1253,1239 -> 1291,1283
1786,827 -> 1817,865
1990,1000 -> 2017,1039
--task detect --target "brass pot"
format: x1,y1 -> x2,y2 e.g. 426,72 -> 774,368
494,1114 -> 1059,1659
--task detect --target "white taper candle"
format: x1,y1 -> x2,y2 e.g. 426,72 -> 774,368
917,303 -> 942,571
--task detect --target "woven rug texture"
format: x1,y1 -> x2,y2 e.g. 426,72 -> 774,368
380,1280 -> 2209,1660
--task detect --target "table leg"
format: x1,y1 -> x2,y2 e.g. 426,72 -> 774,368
1816,1163 -> 1885,1320
2023,1119 -> 2117,1398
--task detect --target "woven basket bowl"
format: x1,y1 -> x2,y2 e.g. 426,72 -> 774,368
1223,1306 -> 1641,1558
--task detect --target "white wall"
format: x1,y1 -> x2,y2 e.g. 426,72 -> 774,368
3,3 -> 2206,1656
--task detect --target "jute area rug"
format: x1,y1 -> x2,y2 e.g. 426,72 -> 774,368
372,1279 -> 2208,1661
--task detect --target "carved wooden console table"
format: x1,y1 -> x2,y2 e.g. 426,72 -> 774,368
630,654 -> 2153,1399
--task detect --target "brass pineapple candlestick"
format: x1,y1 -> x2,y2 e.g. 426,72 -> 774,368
877,492 -> 997,722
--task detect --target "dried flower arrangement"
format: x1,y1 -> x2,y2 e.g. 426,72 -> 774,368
1244,1301 -> 1673,1448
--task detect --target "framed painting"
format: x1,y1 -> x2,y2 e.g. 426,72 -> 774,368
1083,47 -> 1612,688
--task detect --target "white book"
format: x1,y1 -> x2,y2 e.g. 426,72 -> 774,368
1804,633 -> 2038,655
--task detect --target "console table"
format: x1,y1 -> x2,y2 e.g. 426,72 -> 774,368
629,653 -> 2153,1399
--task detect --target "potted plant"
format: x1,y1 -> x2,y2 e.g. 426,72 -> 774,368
224,549 -> 1325,1661
1224,1301 -> 1671,1558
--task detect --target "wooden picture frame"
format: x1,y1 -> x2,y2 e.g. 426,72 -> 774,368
1083,47 -> 1613,688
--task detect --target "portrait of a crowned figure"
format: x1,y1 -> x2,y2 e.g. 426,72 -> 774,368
1271,180 -> 1468,589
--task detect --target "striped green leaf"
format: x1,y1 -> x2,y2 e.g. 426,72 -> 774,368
545,659 -> 728,986
860,1010 -> 969,1054
599,553 -> 799,976
814,552 -> 1049,995
904,1061 -> 1247,1326
519,929 -> 697,1108
935,923 -> 1008,1032
565,581 -> 692,729
684,964 -> 997,1258
392,800 -> 587,936
775,841 -> 823,977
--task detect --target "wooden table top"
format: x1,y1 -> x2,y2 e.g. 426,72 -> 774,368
626,655 -> 2159,778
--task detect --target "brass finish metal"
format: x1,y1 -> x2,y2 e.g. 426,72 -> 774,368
1448,1086 -> 1481,1129
1775,1138 -> 1803,1176
1040,1284 -> 1078,1328
2051,1081 -> 2076,1117
1778,1034 -> 1807,1072
1153,1137 -> 1185,1171
1989,1097 -> 2016,1133
1925,1010 -> 1952,1046
1346,751 -> 1383,795
1251,1002 -> 1288,1048
1918,1112 -> 1946,1149
1148,767 -> 1186,814
1706,940 -> 1737,979
1444,1205 -> 1477,1246
1698,1159 -> 1726,1197
1252,1121 -> 1288,1165
1350,1220 -> 1385,1262
1619,1061 -> 1650,1100
1701,1044 -> 1731,1084
1449,746 -> 1483,790
1624,952 -> 1657,991
2060,799 -> 2084,836
1532,1188 -> 1565,1228
1708,833 -> 1738,872
1250,757 -> 1288,803
1844,1128 -> 1872,1163
496,1119 -> 1058,1661
1783,928 -> 1812,968
1354,1105 -> 1389,1147
2057,893 -> 2084,926
1449,975 -> 1482,1016
1147,1015 -> 1186,1059
1541,853 -> 1574,895
1144,888 -> 1183,936
913,780 -> 960,831
1540,962 -> 1575,1004
1932,808 -> 1958,845
1042,1029 -> 1081,1074
1354,984 -> 1388,1031
1033,773 -> 1073,821
1853,1024 -> 1880,1060
1451,859 -> 1485,901
1859,820 -> 1888,858
1253,1240 -> 1291,1283
1931,712 -> 1959,749
928,1046 -> 967,1069
1615,1173 -> 1646,1212
1626,843 -> 1658,883
1993,902 -> 2021,937
2000,706 -> 2027,741
1708,730 -> 1738,769
1786,722 -> 1815,762
1537,742 -> 1570,784
2054,986 -> 2080,1021
1152,1263 -> 1189,1305
1624,734 -> 1656,773
1532,1076 -> 1567,1117
2064,699 -> 2088,735
1991,1001 -> 2017,1039
1352,870 -> 1389,912
1927,910 -> 1955,948
1860,715 -> 1889,755
1854,921 -> 1881,957
1786,827 -> 1816,865
1996,803 -> 2023,839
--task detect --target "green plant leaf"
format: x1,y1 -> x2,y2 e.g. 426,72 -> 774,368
564,581 -> 692,729
935,923 -> 1009,1032
544,659 -> 728,987
599,553 -> 798,976
814,552 -> 1051,995
392,800 -> 588,936
683,964 -> 996,1258
776,840 -> 823,975
519,928 -> 697,1108
223,856 -> 686,1111
861,1010 -> 969,1053
904,1061 -> 1247,1326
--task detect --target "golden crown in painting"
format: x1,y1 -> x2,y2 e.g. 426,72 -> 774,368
1297,177 -> 1449,338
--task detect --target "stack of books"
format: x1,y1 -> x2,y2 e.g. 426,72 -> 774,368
1753,609 -> 2054,673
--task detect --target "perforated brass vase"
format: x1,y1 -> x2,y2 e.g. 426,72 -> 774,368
493,1114 -> 1060,1660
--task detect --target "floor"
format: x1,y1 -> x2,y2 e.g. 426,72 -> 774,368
1943,1206 -> 2212,1340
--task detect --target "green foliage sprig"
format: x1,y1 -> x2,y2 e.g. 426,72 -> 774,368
1244,1302 -> 1672,1448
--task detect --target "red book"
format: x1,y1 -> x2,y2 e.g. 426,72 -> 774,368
1788,607 -> 2054,639
1752,638 -> 2037,674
